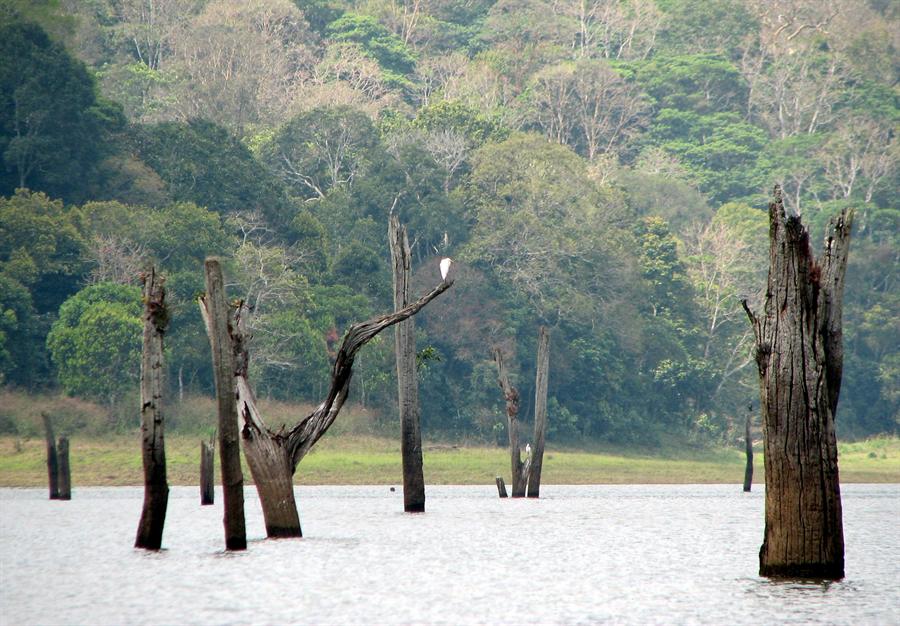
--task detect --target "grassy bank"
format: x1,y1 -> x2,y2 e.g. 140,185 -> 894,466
1,433 -> 897,488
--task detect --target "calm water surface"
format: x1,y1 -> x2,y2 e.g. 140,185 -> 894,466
1,484 -> 897,625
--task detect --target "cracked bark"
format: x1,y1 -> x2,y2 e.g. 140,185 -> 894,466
200,257 -> 453,538
742,186 -> 851,579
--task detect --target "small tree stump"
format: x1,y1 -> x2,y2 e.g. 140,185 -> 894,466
496,476 -> 508,498
57,437 -> 71,500
41,413 -> 59,500
200,439 -> 215,506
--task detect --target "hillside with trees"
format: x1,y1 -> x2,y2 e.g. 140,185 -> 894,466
1,0 -> 897,445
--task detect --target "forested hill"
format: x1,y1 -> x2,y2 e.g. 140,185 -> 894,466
1,0 -> 897,443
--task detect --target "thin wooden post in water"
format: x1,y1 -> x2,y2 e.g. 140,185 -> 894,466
41,412 -> 59,500
495,476 -> 508,498
135,268 -> 169,550
743,403 -> 753,493
527,326 -> 550,498
202,258 -> 247,551
389,214 -> 425,513
200,436 -> 215,506
57,437 -> 71,500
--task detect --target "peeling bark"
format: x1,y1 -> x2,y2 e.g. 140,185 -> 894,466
742,186 -> 851,579
200,257 -> 453,538
389,214 -> 425,513
135,268 -> 169,550
527,326 -> 550,499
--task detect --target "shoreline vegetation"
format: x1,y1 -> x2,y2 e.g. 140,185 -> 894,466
1,434 -> 896,488
1,390 -> 896,487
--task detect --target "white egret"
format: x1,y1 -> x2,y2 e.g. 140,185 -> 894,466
440,257 -> 452,280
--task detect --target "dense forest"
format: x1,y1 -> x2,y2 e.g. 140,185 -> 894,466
0,0 -> 897,444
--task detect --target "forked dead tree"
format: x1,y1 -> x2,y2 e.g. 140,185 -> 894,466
200,257 -> 453,538
389,214 -> 425,512
492,347 -> 529,497
135,268 -> 169,550
742,186 -> 852,579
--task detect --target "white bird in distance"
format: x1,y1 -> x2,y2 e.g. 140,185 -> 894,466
440,257 -> 452,280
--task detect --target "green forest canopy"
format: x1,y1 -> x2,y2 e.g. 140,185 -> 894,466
0,0 -> 897,443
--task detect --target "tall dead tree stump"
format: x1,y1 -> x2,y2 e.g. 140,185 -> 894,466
527,326 -> 550,498
742,186 -> 852,579
389,214 -> 426,513
492,347 -> 528,497
135,268 -> 170,549
202,259 -> 247,551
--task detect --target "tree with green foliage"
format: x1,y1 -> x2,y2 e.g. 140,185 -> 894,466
0,22 -> 124,203
46,283 -> 143,410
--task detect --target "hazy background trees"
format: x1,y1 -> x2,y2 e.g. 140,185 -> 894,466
1,0 -> 896,443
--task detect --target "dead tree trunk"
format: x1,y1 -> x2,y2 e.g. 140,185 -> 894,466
135,268 -> 169,550
200,257 -> 453,538
743,403 -> 753,493
742,186 -> 851,579
41,412 -> 59,500
56,437 -> 71,500
200,436 -> 215,506
201,259 -> 247,551
492,347 -> 527,497
527,326 -> 550,498
495,476 -> 508,497
389,215 -> 426,513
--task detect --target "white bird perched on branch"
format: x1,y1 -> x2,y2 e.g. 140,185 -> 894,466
440,257 -> 452,280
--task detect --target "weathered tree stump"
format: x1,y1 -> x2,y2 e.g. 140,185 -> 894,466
495,476 -> 508,498
742,186 -> 852,579
492,347 -> 527,497
389,214 -> 425,513
56,437 -> 71,500
135,268 -> 169,550
202,259 -> 247,551
743,403 -> 753,493
200,437 -> 215,506
200,257 -> 452,538
41,412 -> 59,500
527,326 -> 550,498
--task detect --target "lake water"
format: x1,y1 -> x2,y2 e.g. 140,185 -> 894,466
1,484 -> 898,625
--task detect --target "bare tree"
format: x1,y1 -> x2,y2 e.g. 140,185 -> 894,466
558,0 -> 661,60
492,347 -> 529,497
86,235 -> 147,286
742,186 -> 851,579
821,117 -> 897,203
199,259 -> 453,537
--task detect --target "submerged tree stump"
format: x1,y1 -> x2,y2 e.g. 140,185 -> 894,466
496,476 -> 508,498
41,413 -> 59,500
202,259 -> 247,551
56,437 -> 71,500
135,268 -> 169,550
743,403 -> 753,493
389,214 -> 425,513
200,437 -> 215,506
493,347 -> 528,497
742,187 -> 852,579
527,326 -> 550,498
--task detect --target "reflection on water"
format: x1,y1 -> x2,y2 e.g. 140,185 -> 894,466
1,484 -> 897,625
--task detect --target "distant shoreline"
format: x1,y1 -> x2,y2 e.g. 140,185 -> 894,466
2,434 -> 896,488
